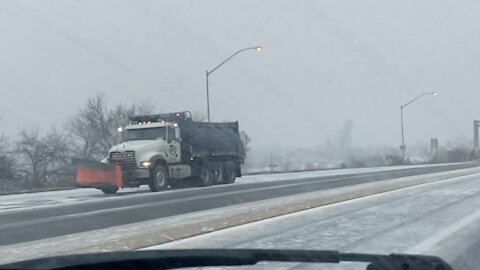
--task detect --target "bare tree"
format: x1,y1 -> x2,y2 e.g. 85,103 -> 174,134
16,127 -> 69,188
108,103 -> 136,145
67,93 -> 157,160
0,132 -> 7,153
67,93 -> 112,159
0,135 -> 17,191
0,116 -> 6,153
0,116 -> 18,191
134,100 -> 155,115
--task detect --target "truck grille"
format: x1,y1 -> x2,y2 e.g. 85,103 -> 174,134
110,151 -> 136,170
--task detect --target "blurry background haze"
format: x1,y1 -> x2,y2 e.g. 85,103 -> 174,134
1,0 -> 479,151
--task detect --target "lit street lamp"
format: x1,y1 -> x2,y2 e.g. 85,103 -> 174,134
205,46 -> 262,122
400,91 -> 438,162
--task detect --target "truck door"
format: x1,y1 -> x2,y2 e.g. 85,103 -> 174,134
166,126 -> 181,163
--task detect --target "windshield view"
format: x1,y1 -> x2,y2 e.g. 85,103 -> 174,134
125,127 -> 167,141
1,1 -> 480,270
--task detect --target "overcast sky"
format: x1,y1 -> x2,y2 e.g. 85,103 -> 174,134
1,0 -> 479,150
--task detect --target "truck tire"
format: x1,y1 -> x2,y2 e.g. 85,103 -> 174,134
223,161 -> 236,184
149,165 -> 168,192
199,163 -> 212,186
210,163 -> 224,184
100,186 -> 118,194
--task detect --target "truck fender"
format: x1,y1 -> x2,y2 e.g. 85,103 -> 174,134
149,155 -> 168,169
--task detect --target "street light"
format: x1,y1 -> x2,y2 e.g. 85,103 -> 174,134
205,46 -> 262,122
400,91 -> 438,162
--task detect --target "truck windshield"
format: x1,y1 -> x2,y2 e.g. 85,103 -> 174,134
125,127 -> 167,141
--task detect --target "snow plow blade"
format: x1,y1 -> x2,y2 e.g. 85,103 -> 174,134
72,159 -> 124,189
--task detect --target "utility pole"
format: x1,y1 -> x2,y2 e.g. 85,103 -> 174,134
474,120 -> 479,150
400,106 -> 406,161
205,70 -> 210,122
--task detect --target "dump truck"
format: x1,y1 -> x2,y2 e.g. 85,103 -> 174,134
74,111 -> 246,194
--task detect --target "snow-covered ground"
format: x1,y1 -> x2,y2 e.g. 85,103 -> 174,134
0,166 -> 478,267
0,164 -> 446,212
145,171 -> 480,269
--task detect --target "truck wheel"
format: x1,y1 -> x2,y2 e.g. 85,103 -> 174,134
223,161 -> 236,184
210,163 -> 224,184
149,165 -> 168,192
199,164 -> 212,186
100,186 -> 118,194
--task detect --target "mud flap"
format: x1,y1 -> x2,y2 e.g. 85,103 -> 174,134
72,159 -> 124,189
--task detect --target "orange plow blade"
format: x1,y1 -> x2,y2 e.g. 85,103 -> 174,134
72,159 -> 124,189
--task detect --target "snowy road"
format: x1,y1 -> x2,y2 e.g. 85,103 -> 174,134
0,163 -> 475,246
0,163 -> 464,212
147,169 -> 480,269
0,163 -> 479,268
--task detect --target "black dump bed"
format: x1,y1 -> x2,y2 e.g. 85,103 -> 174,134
128,112 -> 245,163
179,121 -> 245,163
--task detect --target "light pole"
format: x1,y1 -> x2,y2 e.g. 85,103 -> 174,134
206,46 -> 262,122
400,91 -> 438,162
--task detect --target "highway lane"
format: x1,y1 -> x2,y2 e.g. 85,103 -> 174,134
0,163 -> 453,212
0,162 -> 477,246
150,168 -> 480,270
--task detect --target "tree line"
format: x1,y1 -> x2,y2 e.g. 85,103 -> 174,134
0,93 -> 154,192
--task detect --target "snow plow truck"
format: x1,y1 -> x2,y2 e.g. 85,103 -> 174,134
74,111 -> 246,194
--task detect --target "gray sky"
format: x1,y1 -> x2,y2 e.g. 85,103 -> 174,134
1,0 -> 479,150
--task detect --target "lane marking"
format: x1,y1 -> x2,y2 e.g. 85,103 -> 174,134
0,164 -> 468,214
406,207 -> 480,254
0,171 -> 423,230
144,172 -> 480,250
160,234 -> 176,241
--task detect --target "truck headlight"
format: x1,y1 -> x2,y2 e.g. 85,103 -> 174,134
140,161 -> 151,168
